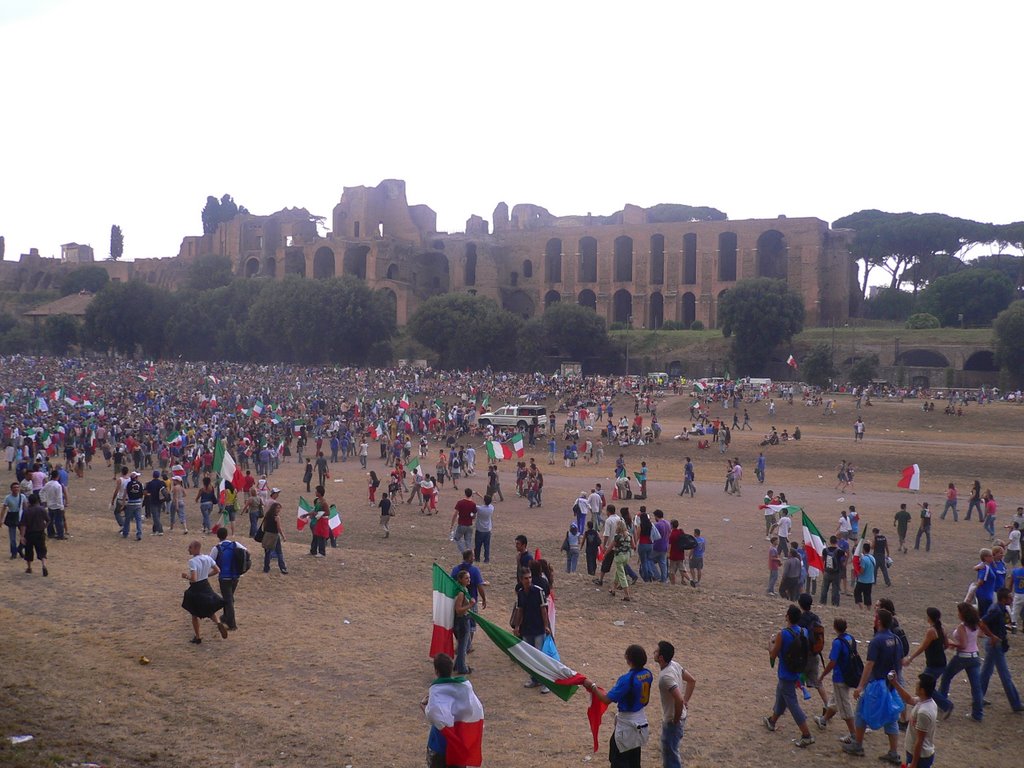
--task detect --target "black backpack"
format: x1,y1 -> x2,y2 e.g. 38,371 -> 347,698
233,544 -> 251,575
891,622 -> 911,658
823,547 -> 843,574
840,634 -> 865,687
782,627 -> 810,672
678,533 -> 698,551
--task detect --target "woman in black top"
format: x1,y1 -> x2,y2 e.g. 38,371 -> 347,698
260,501 -> 287,574
902,606 -> 952,715
967,480 -> 983,522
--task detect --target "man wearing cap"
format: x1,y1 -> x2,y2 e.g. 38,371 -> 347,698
121,471 -> 145,541
145,470 -> 167,535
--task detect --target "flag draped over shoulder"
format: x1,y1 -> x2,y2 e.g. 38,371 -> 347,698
897,464 -> 920,491
801,511 -> 825,571
424,678 -> 484,767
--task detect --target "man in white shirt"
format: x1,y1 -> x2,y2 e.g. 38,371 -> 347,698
588,488 -> 603,530
837,510 -> 852,541
656,640 -> 696,768
776,510 -> 793,554
41,470 -> 67,540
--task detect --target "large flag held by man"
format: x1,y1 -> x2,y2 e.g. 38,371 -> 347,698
212,439 -> 245,504
296,496 -> 313,531
851,526 -> 870,577
485,439 -> 513,461
898,464 -> 921,491
801,511 -> 826,572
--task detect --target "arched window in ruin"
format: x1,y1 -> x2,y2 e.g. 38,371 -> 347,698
682,292 -> 696,329
649,291 -> 664,329
896,349 -> 950,368
245,257 -> 260,277
465,244 -> 477,286
756,230 -> 788,280
343,246 -> 369,279
650,234 -> 665,285
284,250 -> 306,277
522,259 -> 533,279
963,350 -> 998,371
264,257 -> 277,278
510,272 -> 518,286
579,237 -> 597,282
545,238 -> 562,283
379,288 -> 398,325
683,233 -> 697,285
502,289 -> 534,319
718,232 -> 737,281
613,289 -> 633,325
313,247 -> 336,279
353,221 -> 360,238
578,289 -> 597,310
544,290 -> 561,308
386,263 -> 399,281
614,236 -> 633,282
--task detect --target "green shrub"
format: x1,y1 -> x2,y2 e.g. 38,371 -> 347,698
689,320 -> 705,331
905,313 -> 940,329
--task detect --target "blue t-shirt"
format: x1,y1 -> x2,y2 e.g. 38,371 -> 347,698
450,563 -> 483,601
778,626 -> 808,681
992,560 -> 1007,590
866,629 -> 902,679
693,537 -> 706,558
1012,566 -> 1024,595
857,554 -> 875,584
606,667 -> 654,713
829,634 -> 853,684
976,564 -> 997,600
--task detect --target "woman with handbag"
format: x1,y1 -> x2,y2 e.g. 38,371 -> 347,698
260,501 -> 287,574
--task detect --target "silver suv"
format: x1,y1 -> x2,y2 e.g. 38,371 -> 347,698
477,404 -> 547,431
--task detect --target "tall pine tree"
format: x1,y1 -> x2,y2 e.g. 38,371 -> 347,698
110,224 -> 124,260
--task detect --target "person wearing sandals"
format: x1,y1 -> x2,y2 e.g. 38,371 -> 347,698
260,501 -> 288,574
180,539 -> 229,644
610,520 -> 634,602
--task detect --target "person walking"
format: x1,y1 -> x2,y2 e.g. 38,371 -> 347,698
872,528 -> 892,587
901,607 -> 953,717
510,567 -> 551,694
180,539 -> 229,644
937,602 -> 988,722
655,640 -> 696,768
914,503 -> 932,552
580,645 -> 655,766
260,501 -> 288,573
763,604 -> 815,747
679,458 -> 695,498
211,527 -> 247,631
940,483 -> 958,521
979,588 -> 1024,714
894,503 -> 911,554
965,479 -> 982,522
813,617 -> 859,743
18,492 -> 49,576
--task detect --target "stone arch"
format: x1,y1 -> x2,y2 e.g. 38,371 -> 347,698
718,232 -> 737,281
544,290 -> 561,308
522,259 -> 533,279
613,289 -> 632,325
649,291 -> 664,329
896,349 -> 949,368
683,233 -> 697,285
650,234 -> 665,285
756,230 -> 788,279
464,243 -> 477,286
545,238 -> 562,283
502,289 -> 534,319
614,236 -> 633,282
343,246 -> 368,279
668,360 -> 683,378
264,256 -> 276,278
245,257 -> 260,277
682,291 -> 696,329
284,250 -> 306,276
579,237 -> 598,282
386,263 -> 400,280
578,289 -> 597,310
313,246 -> 336,279
963,350 -> 998,371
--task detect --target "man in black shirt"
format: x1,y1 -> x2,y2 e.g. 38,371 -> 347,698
979,588 -> 1024,712
18,492 -> 50,576
511,568 -> 550,693
872,528 -> 892,587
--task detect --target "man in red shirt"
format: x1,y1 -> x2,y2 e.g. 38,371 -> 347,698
450,488 -> 477,554
667,519 -> 691,585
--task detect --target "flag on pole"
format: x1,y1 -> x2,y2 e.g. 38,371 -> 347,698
371,423 -> 385,440
212,439 -> 244,504
423,678 -> 485,768
292,420 -> 306,435
485,439 -> 513,461
897,464 -> 920,491
431,563 -> 459,658
276,439 -> 285,457
399,393 -> 410,410
693,381 -> 706,393
405,456 -> 420,473
851,527 -> 869,578
787,354 -> 798,370
510,433 -> 525,457
801,511 -> 826,572
296,496 -> 313,530
166,431 -> 183,447
481,396 -> 490,408
252,400 -> 264,416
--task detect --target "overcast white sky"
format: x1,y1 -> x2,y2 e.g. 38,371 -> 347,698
2,1 -> 1021,266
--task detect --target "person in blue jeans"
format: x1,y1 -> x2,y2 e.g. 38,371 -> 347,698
938,602 -> 989,721
121,472 -> 145,541
979,589 -> 1024,713
763,604 -> 815,747
452,569 -> 476,675
655,640 -> 696,768
901,607 -> 953,715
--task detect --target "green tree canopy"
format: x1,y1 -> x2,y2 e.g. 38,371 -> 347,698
201,194 -> 249,235
994,300 -> 1024,380
862,287 -> 916,321
409,293 -> 521,369
800,343 -> 836,388
83,281 -> 173,357
42,313 -> 79,355
186,253 -> 235,292
110,224 -> 124,260
536,302 -> 609,360
848,354 -> 880,387
717,278 -> 805,375
917,268 -> 1015,327
645,204 -> 727,223
60,265 -> 110,296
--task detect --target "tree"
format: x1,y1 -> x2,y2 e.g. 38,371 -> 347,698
42,313 -> 78,355
861,287 -> 916,321
409,293 -> 521,369
905,313 -> 940,329
848,354 -> 880,387
84,281 -> 171,357
993,300 -> 1024,379
537,302 -> 610,360
917,268 -> 1015,327
201,194 -> 249,235
800,343 -> 836,387
717,278 -> 805,375
110,224 -> 124,260
60,265 -> 109,296
185,254 -> 234,291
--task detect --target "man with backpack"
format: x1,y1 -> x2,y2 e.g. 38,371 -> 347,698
763,604 -> 816,747
121,471 -> 145,541
211,528 -> 249,631
820,536 -> 845,606
842,608 -> 904,763
814,617 -> 861,743
797,594 -> 829,711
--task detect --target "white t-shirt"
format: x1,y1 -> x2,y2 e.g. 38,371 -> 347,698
838,516 -> 852,535
474,503 -> 494,533
189,553 -> 217,581
904,699 -> 937,758
658,660 -> 686,723
603,514 -> 623,540
1007,529 -> 1021,552
777,516 -> 792,538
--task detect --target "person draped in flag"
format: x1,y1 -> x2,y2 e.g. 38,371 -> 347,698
300,485 -> 331,557
422,653 -> 484,768
580,644 -> 654,766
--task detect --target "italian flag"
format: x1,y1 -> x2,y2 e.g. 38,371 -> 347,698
405,456 -> 420,473
424,678 -> 485,767
851,526 -> 869,577
759,503 -> 802,516
212,439 -> 244,505
371,422 -> 385,439
296,496 -> 313,530
328,505 -> 343,535
801,511 -> 826,572
64,394 -> 80,407
399,393 -> 410,411
276,439 -> 285,457
292,420 -> 306,435
787,354 -> 798,370
694,381 -> 706,393
509,433 -> 525,457
485,439 -> 512,461
208,394 -> 218,408
898,464 -> 921,491
166,431 -> 183,447
431,563 -> 459,658
252,400 -> 264,416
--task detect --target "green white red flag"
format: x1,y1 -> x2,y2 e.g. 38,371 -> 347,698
328,505 -> 343,535
212,439 -> 244,505
509,433 -> 525,457
851,526 -> 869,577
801,511 -> 826,571
424,677 -> 484,767
485,439 -> 512,461
296,496 -> 313,530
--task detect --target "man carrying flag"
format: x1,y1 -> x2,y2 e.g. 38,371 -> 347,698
423,653 -> 484,768
579,644 -> 654,765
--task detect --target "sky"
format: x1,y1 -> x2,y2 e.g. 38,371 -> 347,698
2,1 -> 1022,270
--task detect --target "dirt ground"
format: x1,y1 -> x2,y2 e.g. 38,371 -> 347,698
1,394 -> 1022,767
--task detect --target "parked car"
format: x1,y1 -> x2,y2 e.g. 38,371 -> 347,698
476,404 -> 548,431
